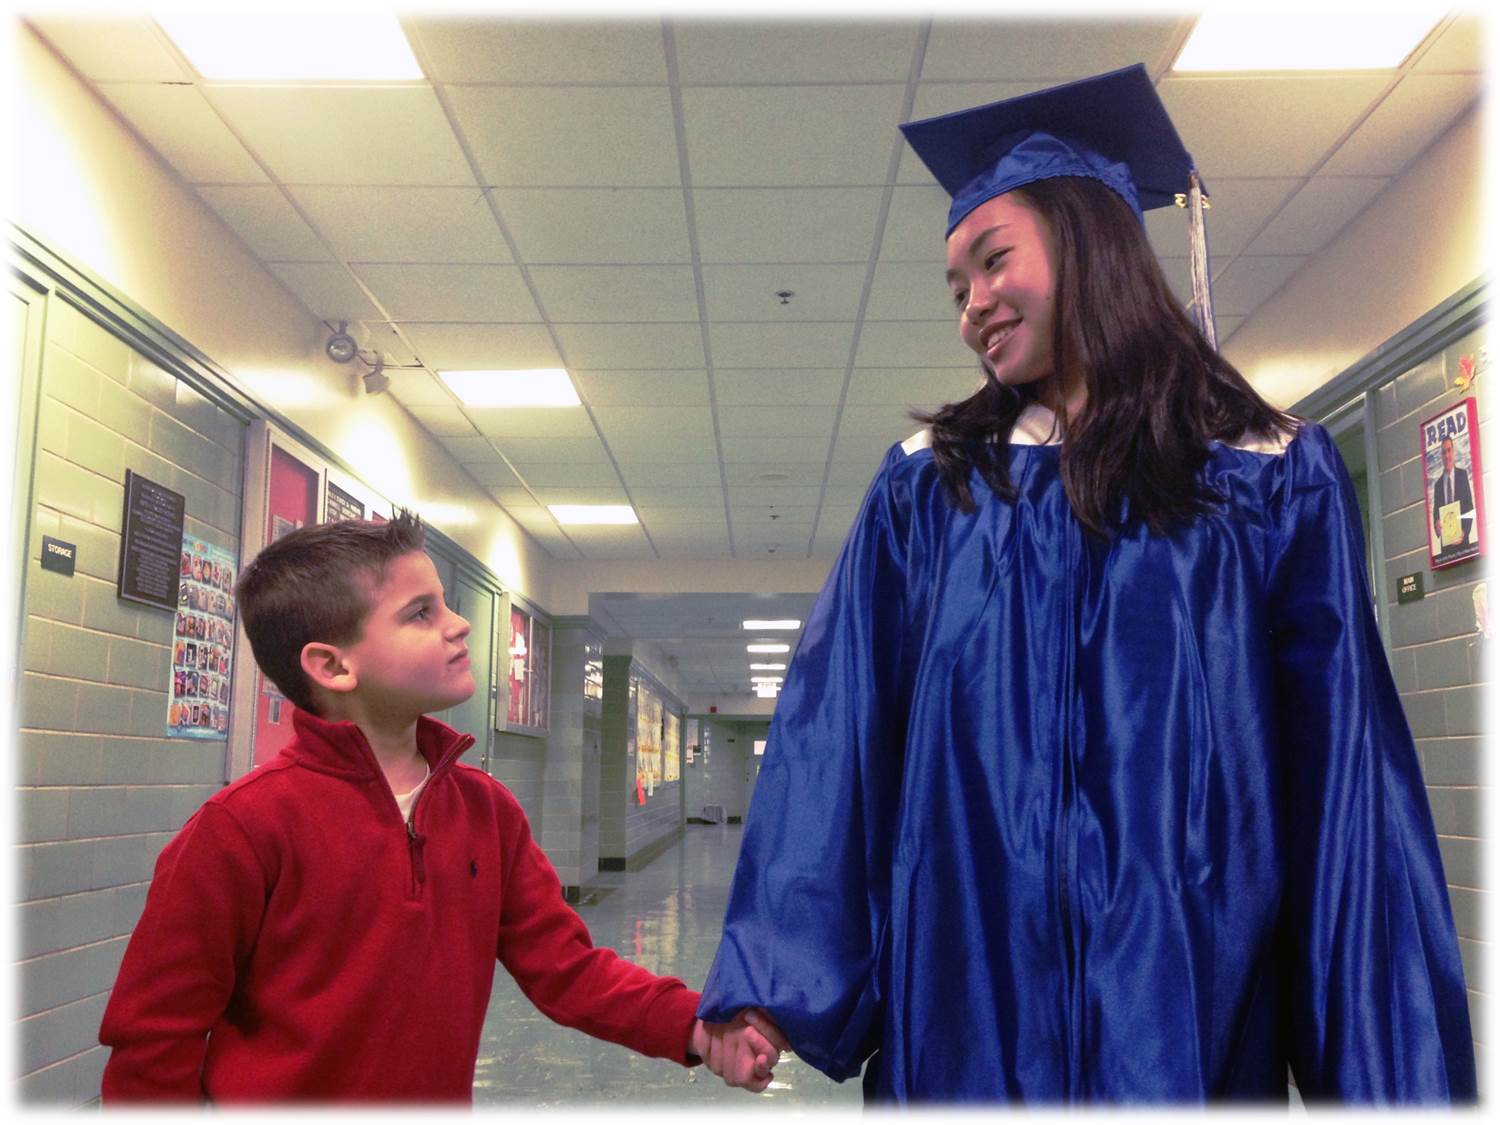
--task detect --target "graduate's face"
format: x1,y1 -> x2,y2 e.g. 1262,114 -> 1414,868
946,192 -> 1059,390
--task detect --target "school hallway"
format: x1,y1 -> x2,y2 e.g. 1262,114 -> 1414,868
473,823 -> 860,1108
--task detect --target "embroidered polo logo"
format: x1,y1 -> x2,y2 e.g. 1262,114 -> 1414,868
470,860 -> 478,878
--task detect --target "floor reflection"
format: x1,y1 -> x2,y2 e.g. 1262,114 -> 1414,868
473,823 -> 862,1108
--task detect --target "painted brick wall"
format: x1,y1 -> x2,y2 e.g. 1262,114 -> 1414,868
16,300 -> 246,1105
1369,323 -> 1489,1081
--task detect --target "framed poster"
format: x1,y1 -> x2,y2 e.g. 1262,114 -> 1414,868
1420,397 -> 1485,570
168,535 -> 238,739
663,709 -> 681,782
501,595 -> 550,736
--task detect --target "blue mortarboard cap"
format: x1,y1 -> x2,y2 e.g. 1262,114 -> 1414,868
900,64 -> 1200,236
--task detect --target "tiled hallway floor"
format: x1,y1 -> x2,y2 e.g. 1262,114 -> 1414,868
472,823 -> 863,1109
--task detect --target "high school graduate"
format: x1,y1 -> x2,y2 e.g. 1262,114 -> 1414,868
697,65 -> 1475,1105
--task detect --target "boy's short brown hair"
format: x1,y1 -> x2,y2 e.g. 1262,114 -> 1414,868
234,512 -> 426,713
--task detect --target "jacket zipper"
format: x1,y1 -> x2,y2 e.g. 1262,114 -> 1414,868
400,733 -> 475,900
1058,515 -> 1081,1100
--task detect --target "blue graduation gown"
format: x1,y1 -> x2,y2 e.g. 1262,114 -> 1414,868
697,420 -> 1475,1104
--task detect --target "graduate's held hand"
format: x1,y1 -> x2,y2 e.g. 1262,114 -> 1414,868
690,1008 -> 789,1092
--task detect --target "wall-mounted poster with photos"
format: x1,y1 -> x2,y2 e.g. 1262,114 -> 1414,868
663,709 -> 681,783
1420,396 -> 1486,570
168,535 -> 238,739
635,677 -> 663,795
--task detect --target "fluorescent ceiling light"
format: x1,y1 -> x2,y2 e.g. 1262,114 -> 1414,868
1173,11 -> 1440,71
440,369 -> 581,408
549,505 -> 638,526
749,663 -> 786,671
750,675 -> 784,684
153,14 -> 424,81
747,643 -> 790,654
754,685 -> 780,698
742,619 -> 801,630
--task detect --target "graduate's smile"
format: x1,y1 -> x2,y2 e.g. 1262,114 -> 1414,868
946,191 -> 1058,390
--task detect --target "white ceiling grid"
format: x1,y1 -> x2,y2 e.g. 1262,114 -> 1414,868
28,13 -> 1484,567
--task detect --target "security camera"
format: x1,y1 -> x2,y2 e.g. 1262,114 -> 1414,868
325,321 -> 358,364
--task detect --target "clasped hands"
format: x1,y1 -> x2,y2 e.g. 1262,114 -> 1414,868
689,1008 -> 790,1093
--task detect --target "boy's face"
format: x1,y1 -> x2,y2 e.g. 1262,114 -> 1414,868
336,550 -> 475,718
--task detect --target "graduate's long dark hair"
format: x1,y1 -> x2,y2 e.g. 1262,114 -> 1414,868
914,175 -> 1298,537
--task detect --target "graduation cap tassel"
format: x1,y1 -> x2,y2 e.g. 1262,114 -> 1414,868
1185,171 -> 1217,351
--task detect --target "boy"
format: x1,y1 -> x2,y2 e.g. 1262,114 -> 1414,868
99,514 -> 786,1102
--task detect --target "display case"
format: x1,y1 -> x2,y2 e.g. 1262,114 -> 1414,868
499,592 -> 551,737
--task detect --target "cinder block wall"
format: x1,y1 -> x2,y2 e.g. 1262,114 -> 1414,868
17,301 -> 247,1104
1370,322 -> 1488,1079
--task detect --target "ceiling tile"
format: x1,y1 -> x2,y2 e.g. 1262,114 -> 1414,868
266,263 -> 382,321
358,322 -> 424,369
568,525 -> 658,560
708,323 -> 854,368
1320,74 -> 1480,177
910,79 -> 1050,120
702,264 -> 867,323
617,465 -> 723,489
196,185 -> 330,261
673,20 -> 917,83
29,17 -> 192,81
490,487 -> 541,509
627,485 -> 725,506
865,260 -> 956,322
1158,75 -> 1389,180
203,86 -> 476,186
713,368 -> 845,406
721,437 -> 832,463
921,17 -> 1187,80
1244,176 -> 1389,257
1144,177 -> 1302,261
1413,15 -> 1484,73
837,403 -> 929,437
405,404 -> 478,438
287,185 -> 512,263
879,185 -> 951,260
408,17 -> 668,83
829,459 -> 889,484
832,429 -> 902,463
656,539 -> 734,559
387,367 -> 457,408
1214,315 -> 1247,344
607,430 -> 720,463
1210,255 -> 1307,318
594,404 -> 713,438
694,187 -> 883,263
716,404 -> 838,438
461,461 -> 522,488
352,264 -> 540,322
637,506 -> 728,530
447,85 -> 681,187
528,485 -> 631,505
727,483 -> 825,508
488,435 -> 611,463
529,265 -> 700,323
846,366 -> 981,405
493,188 -> 691,264
398,323 -> 561,370
854,321 -> 970,367
554,324 -> 704,369
682,85 -> 906,186
436,434 -> 497,461
96,84 -> 268,183
722,461 -> 827,486
467,406 -> 599,439
507,462 -> 623,487
573,370 -> 710,406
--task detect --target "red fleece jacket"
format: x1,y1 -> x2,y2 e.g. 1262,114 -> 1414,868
99,709 -> 701,1103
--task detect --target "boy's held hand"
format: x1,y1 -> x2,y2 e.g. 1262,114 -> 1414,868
691,1009 -> 788,1093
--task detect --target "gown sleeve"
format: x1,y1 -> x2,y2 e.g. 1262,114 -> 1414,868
697,443 -> 916,1081
1267,423 -> 1476,1103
